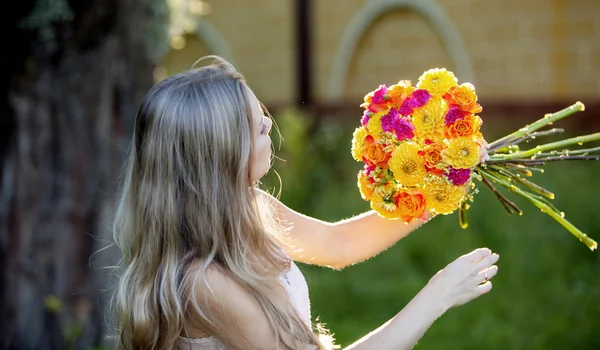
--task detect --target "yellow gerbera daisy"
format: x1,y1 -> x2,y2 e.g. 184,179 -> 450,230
412,97 -> 447,144
417,68 -> 458,97
442,136 -> 481,169
351,127 -> 369,161
388,142 -> 427,187
366,111 -> 386,141
424,180 -> 466,215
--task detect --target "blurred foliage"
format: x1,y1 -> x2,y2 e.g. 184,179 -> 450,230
263,109 -> 600,350
44,294 -> 107,350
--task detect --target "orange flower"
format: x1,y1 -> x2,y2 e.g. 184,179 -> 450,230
446,114 -> 482,139
419,143 -> 445,176
370,189 -> 427,222
388,80 -> 414,107
362,136 -> 391,167
394,190 -> 427,223
443,83 -> 482,114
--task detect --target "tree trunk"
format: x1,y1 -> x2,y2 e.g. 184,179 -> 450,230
0,1 -> 155,348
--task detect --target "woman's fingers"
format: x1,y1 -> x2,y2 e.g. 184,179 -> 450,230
474,252 -> 500,271
463,248 -> 492,263
477,281 -> 493,295
476,265 -> 499,284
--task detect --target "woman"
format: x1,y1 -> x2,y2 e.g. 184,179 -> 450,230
112,56 -> 499,350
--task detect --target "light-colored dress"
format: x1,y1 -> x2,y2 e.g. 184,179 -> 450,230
177,261 -> 311,349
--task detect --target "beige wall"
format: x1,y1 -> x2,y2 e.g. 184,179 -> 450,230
161,0 -> 296,103
160,0 -> 600,105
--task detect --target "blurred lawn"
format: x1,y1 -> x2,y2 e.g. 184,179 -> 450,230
263,109 -> 600,350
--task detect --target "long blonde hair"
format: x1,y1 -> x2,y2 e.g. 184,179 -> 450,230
112,56 -> 334,349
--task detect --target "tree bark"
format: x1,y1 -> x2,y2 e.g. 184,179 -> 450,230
0,1 -> 155,348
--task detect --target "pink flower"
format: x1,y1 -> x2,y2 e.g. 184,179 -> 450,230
394,118 -> 415,141
381,108 -> 415,141
399,99 -> 414,116
447,167 -> 472,185
361,110 -> 372,126
364,164 -> 376,175
381,108 -> 399,132
372,85 -> 388,104
445,106 -> 467,125
410,89 -> 431,108
399,90 -> 432,116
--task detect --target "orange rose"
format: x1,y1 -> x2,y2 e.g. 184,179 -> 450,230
419,143 -> 445,176
362,137 -> 391,167
443,83 -> 482,114
388,80 -> 414,107
446,115 -> 482,138
395,190 -> 427,223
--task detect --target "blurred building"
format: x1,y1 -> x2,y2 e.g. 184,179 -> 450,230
158,0 -> 599,118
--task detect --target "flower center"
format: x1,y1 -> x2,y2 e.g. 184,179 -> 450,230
403,161 -> 417,175
461,148 -> 469,156
435,191 -> 448,202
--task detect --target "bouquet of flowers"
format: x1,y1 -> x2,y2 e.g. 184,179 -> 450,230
352,68 -> 598,250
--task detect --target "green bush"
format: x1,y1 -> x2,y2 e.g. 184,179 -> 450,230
263,108 -> 600,350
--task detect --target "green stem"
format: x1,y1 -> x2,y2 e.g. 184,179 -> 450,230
459,200 -> 469,229
488,165 -> 555,199
477,171 -> 522,215
489,132 -> 600,161
490,128 -> 565,153
483,169 -> 562,214
537,146 -> 600,157
487,102 -> 585,150
505,164 -> 533,177
480,169 -> 597,250
486,155 -> 600,165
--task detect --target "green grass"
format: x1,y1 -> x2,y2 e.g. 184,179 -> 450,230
264,109 -> 600,349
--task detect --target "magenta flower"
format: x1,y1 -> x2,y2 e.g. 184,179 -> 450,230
399,99 -> 414,116
364,164 -> 375,175
361,110 -> 372,126
381,108 -> 399,132
372,85 -> 388,104
399,90 -> 432,116
394,118 -> 415,141
381,108 -> 415,141
411,89 -> 431,107
447,167 -> 472,185
445,106 -> 466,125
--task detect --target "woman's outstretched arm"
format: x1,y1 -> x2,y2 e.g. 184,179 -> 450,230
345,248 -> 499,349
189,247 -> 499,350
257,189 -> 433,269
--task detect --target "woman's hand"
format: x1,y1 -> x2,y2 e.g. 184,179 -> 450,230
426,248 -> 499,311
344,247 -> 499,350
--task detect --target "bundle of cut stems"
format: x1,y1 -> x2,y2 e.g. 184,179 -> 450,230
467,102 -> 599,250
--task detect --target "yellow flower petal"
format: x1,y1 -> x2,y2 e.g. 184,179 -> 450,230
366,111 -> 386,141
442,137 -> 481,169
412,97 -> 447,144
417,68 -> 458,97
370,194 -> 402,219
351,127 -> 369,161
388,142 -> 427,187
424,180 -> 466,215
357,171 -> 374,200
